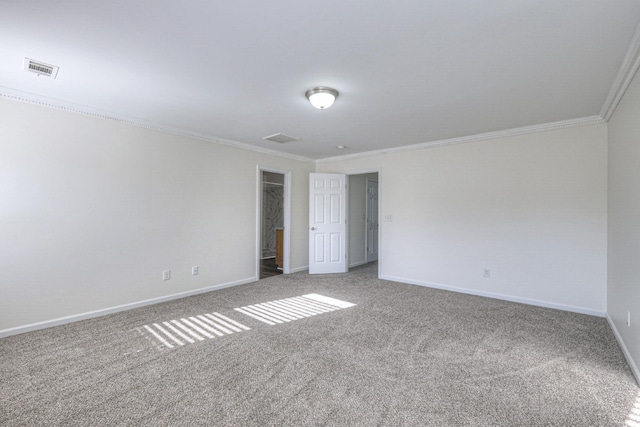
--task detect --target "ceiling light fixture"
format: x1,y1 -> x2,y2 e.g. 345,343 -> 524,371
305,86 -> 339,109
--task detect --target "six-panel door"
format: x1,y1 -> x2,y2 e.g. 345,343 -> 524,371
309,173 -> 347,274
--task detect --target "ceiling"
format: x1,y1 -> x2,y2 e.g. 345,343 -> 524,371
2,1 -> 640,161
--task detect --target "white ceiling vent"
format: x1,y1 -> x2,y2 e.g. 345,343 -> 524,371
23,58 -> 59,78
262,133 -> 300,143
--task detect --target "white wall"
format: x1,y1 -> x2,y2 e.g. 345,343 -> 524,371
0,96 -> 613,340
0,98 -> 314,333
607,67 -> 640,381
319,124 -> 608,315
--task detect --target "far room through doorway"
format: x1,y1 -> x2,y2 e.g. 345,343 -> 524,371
348,172 -> 379,271
260,170 -> 285,279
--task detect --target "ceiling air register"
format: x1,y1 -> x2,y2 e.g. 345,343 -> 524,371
23,58 -> 59,79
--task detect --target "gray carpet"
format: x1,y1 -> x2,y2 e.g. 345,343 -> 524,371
1,263 -> 638,426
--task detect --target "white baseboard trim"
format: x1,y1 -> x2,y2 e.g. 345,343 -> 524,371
349,260 -> 368,268
0,276 -> 257,339
290,263 -> 369,272
290,265 -> 309,273
379,274 -> 606,318
606,313 -> 640,386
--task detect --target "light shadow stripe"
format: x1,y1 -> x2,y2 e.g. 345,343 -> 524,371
163,321 -> 194,343
197,315 -> 232,334
234,307 -> 276,325
296,296 -> 341,311
153,323 -> 184,346
304,293 -> 357,308
142,313 -> 250,349
234,294 -> 356,327
266,302 -> 309,319
279,298 -> 328,315
144,325 -> 174,349
210,312 -> 250,331
297,296 -> 340,310
269,300 -> 316,317
204,314 -> 241,332
245,304 -> 290,323
181,318 -> 215,339
255,302 -> 303,320
171,319 -> 205,341
627,394 -> 640,426
190,316 -> 224,336
289,297 -> 337,313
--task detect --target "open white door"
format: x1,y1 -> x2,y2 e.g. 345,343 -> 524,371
309,173 -> 347,274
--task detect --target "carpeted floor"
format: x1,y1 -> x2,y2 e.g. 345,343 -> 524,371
1,263 -> 638,426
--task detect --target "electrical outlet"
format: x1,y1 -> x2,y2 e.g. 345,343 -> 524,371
627,310 -> 631,327
483,268 -> 491,278
192,266 -> 199,276
162,270 -> 171,281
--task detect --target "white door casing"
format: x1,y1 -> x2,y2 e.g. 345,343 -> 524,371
309,173 -> 347,274
366,178 -> 379,262
257,166 -> 291,278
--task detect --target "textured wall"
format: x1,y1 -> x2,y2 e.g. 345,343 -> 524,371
262,184 -> 284,257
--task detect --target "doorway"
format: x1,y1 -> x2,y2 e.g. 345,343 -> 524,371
347,171 -> 380,270
258,168 -> 291,280
365,177 -> 379,263
306,170 -> 381,275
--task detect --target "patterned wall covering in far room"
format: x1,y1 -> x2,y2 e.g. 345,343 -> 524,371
262,173 -> 284,258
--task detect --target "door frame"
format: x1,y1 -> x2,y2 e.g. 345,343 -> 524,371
365,177 -> 379,263
345,168 -> 382,275
256,166 -> 291,279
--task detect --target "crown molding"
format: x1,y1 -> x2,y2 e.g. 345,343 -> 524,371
600,21 -> 640,122
1,87 -> 606,165
0,88 -> 315,163
317,115 -> 605,163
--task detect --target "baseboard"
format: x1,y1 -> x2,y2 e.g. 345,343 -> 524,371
289,264 -> 367,272
290,265 -> 309,273
291,263 -> 367,272
379,274 -> 606,318
606,313 -> 640,386
349,260 -> 368,268
0,276 -> 257,339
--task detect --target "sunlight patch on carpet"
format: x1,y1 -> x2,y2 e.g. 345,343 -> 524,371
626,391 -> 640,427
234,293 -> 355,326
141,312 -> 250,349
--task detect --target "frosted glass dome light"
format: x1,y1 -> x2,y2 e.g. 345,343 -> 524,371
305,87 -> 339,109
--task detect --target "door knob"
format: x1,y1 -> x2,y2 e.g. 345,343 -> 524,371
310,227 -> 316,230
